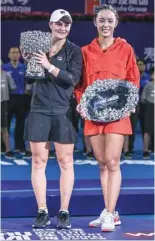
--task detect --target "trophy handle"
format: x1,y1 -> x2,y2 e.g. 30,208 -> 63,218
26,57 -> 45,79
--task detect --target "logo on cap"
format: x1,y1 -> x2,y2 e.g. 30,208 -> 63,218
57,56 -> 63,61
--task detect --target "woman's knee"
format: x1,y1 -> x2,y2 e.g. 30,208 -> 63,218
57,153 -> 73,171
32,152 -> 48,169
93,153 -> 106,171
105,156 -> 120,172
95,153 -> 107,172
99,162 -> 107,172
94,152 -> 104,163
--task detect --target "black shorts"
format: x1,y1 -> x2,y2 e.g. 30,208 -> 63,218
24,111 -> 78,144
70,97 -> 80,132
144,103 -> 154,134
1,101 -> 8,128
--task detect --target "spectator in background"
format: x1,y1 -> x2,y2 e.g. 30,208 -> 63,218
123,59 -> 151,158
70,93 -> 80,153
141,67 -> 154,158
69,96 -> 94,158
81,119 -> 94,158
138,59 -> 151,96
2,47 -> 28,154
1,59 -> 16,158
83,135 -> 94,158
138,59 -> 151,135
24,83 -> 33,158
123,105 -> 139,158
71,96 -> 94,158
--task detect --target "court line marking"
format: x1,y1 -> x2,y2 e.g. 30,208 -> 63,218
0,159 -> 154,166
1,186 -> 154,193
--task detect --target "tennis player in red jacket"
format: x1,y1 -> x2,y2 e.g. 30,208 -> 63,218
75,4 -> 140,232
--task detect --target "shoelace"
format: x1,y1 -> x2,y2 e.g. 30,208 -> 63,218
59,212 -> 69,223
37,211 -> 46,222
103,214 -> 114,224
99,209 -> 107,222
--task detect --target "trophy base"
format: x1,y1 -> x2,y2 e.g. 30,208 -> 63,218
26,75 -> 45,80
25,75 -> 46,84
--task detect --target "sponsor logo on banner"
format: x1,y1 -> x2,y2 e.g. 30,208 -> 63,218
144,47 -> 154,71
0,231 -> 33,240
85,0 -> 151,14
85,0 -> 106,14
105,0 -> 150,13
0,229 -> 106,240
1,230 -> 154,240
33,229 -> 106,240
1,0 -> 31,13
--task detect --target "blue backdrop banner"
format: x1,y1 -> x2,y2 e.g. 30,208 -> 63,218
104,0 -> 154,13
1,0 -> 153,14
1,21 -> 154,70
85,0 -> 154,14
1,0 -> 85,13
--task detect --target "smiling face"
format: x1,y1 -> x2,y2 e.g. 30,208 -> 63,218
49,20 -> 71,40
94,9 -> 118,38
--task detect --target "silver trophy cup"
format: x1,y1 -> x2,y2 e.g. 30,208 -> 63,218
20,31 -> 51,79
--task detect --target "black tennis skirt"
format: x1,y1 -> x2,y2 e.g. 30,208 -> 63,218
24,111 -> 78,144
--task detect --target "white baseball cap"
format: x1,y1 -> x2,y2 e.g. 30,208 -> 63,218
50,9 -> 72,23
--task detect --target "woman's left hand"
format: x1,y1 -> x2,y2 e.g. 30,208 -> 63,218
34,50 -> 51,70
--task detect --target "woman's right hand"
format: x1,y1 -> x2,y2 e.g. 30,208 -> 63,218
20,47 -> 30,63
76,104 -> 87,119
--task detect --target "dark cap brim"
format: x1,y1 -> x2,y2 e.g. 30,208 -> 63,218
59,16 -> 72,24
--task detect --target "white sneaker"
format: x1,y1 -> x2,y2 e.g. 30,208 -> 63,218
89,209 -> 121,228
89,209 -> 107,227
101,212 -> 115,232
114,211 -> 121,225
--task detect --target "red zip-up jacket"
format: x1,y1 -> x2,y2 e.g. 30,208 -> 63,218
74,37 -> 140,135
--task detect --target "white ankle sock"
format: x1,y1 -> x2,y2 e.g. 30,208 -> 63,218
59,209 -> 69,213
39,207 -> 48,214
